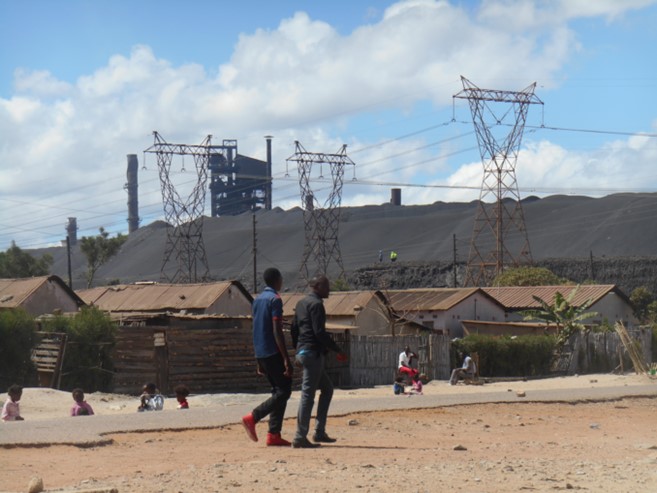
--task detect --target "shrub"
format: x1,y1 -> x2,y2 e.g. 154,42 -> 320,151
453,334 -> 557,377
0,309 -> 37,388
41,306 -> 116,392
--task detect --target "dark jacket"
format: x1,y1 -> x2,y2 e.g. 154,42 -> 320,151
292,292 -> 342,354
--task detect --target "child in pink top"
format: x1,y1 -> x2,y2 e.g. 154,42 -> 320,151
70,388 -> 94,416
410,374 -> 424,395
2,384 -> 24,421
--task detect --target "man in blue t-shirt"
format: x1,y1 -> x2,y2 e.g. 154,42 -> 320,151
242,268 -> 294,447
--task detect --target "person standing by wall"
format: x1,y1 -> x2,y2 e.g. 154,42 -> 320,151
291,275 -> 347,448
242,268 -> 294,446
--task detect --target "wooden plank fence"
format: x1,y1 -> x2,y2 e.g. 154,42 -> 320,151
568,328 -> 652,374
349,334 -> 450,387
113,318 -> 283,395
111,322 -> 652,394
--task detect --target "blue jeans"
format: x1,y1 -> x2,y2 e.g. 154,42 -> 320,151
294,351 -> 334,441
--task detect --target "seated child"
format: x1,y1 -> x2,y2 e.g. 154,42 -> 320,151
2,384 -> 24,421
410,373 -> 424,395
393,376 -> 406,395
174,384 -> 190,409
71,388 -> 95,416
138,383 -> 164,412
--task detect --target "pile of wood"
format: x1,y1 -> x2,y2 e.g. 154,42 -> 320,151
614,322 -> 649,374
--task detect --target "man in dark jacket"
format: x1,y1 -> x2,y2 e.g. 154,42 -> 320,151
291,275 -> 347,448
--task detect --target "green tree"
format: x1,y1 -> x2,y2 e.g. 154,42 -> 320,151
0,308 -> 37,388
492,266 -> 570,287
41,306 -> 116,391
522,286 -> 598,346
0,241 -> 53,278
80,227 -> 127,288
629,286 -> 654,323
331,277 -> 351,292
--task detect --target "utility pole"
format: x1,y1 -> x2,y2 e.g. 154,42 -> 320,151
252,213 -> 257,293
452,233 -> 458,288
589,250 -> 594,280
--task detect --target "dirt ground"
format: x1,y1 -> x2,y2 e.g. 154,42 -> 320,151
3,376 -> 657,492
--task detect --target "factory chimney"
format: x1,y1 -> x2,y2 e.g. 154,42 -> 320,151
391,188 -> 402,206
66,217 -> 78,245
125,154 -> 140,233
265,136 -> 273,210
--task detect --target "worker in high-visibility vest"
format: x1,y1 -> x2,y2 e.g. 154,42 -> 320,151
390,251 -> 397,262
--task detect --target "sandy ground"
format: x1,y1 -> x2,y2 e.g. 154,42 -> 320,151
2,374 -> 657,492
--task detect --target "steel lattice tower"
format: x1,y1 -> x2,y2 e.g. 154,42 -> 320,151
144,131 -> 212,283
453,76 -> 543,286
286,141 -> 355,283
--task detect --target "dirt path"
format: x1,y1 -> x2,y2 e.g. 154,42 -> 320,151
4,397 -> 657,493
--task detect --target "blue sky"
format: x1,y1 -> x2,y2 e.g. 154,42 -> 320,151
1,0 -> 656,249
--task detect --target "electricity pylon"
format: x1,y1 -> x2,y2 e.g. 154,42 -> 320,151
144,131 -> 212,283
453,76 -> 543,286
286,141 -> 355,284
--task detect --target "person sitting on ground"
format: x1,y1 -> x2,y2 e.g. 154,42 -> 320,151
449,351 -> 477,385
70,388 -> 94,416
138,383 -> 164,411
175,384 -> 190,409
393,376 -> 406,395
398,345 -> 419,382
410,373 -> 424,395
2,384 -> 24,421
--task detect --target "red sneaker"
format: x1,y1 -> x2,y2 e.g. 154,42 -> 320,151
266,433 -> 291,447
241,413 -> 258,442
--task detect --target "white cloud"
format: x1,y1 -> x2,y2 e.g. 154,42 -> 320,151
13,68 -> 72,97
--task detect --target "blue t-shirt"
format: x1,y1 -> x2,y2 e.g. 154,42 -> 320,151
252,287 -> 283,358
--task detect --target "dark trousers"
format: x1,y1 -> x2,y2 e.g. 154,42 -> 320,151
294,351 -> 334,440
252,352 -> 292,434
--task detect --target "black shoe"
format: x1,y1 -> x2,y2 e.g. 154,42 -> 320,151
312,432 -> 337,443
292,437 -> 321,448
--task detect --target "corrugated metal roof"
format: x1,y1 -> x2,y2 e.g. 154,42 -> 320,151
0,276 -> 83,308
76,281 -> 252,312
482,285 -> 620,310
386,288 -> 481,312
280,291 -> 385,317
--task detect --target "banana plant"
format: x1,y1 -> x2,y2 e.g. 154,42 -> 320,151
522,286 -> 599,347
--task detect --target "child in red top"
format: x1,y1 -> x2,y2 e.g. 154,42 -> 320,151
175,384 -> 190,409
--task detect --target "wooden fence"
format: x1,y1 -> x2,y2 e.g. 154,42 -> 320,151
562,328 -> 652,375
348,334 -> 451,387
111,321 -> 652,394
113,317 -> 273,395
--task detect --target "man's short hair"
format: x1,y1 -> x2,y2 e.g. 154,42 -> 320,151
309,274 -> 328,289
263,267 -> 282,287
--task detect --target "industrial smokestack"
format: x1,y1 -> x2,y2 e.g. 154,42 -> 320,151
66,217 -> 78,245
125,154 -> 140,233
391,188 -> 402,206
265,135 -> 273,210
